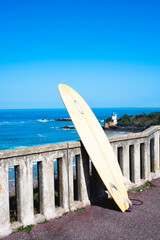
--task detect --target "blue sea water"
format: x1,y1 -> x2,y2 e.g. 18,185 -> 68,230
1,108 -> 160,151
1,107 -> 160,189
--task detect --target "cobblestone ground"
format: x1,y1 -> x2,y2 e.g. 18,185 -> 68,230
2,178 -> 160,240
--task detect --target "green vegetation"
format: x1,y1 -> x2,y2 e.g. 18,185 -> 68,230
38,219 -> 48,224
33,185 -> 39,214
9,193 -> 17,223
63,207 -> 85,215
75,207 -> 85,213
63,210 -> 72,215
128,181 -> 154,193
118,112 -> 160,127
12,225 -> 34,234
104,118 -> 113,123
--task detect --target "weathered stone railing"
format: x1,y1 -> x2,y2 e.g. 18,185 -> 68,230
0,126 -> 160,236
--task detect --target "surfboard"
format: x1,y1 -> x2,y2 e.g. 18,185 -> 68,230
58,84 -> 131,212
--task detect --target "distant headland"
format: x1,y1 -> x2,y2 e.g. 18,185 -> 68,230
104,112 -> 160,132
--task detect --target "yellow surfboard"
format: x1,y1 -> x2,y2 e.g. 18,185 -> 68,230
58,84 -> 131,212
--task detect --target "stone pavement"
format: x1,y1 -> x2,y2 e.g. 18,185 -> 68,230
1,178 -> 160,240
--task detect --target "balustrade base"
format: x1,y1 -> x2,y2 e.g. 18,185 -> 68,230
0,223 -> 11,238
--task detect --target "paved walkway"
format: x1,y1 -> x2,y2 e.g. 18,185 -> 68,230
2,178 -> 160,240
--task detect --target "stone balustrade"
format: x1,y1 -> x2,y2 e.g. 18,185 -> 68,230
0,126 -> 160,237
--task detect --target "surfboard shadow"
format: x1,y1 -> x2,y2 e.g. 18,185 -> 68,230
81,144 -> 120,212
90,197 -> 121,212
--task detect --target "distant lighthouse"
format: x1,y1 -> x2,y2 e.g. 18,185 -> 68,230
111,113 -> 118,126
104,113 -> 118,129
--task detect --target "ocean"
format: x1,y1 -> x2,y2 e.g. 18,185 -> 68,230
1,107 -> 160,190
1,108 -> 160,151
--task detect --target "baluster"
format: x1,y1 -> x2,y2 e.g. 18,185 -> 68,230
15,157 -> 34,225
133,142 -> 140,183
81,147 -> 91,201
59,151 -> 69,211
77,150 -> 90,205
0,162 -> 10,236
111,143 -> 117,158
144,138 -> 150,179
67,150 -> 74,209
38,155 -> 55,219
122,143 -> 130,179
153,132 -> 159,172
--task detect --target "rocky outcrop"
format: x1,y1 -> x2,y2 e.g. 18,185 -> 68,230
104,121 -> 114,129
56,118 -> 71,121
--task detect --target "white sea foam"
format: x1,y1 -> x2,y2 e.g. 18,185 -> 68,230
0,122 -> 10,125
37,119 -> 55,123
37,134 -> 45,137
0,121 -> 26,126
37,119 -> 49,123
15,146 -> 27,149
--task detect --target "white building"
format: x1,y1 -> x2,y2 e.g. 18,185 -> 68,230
111,113 -> 117,126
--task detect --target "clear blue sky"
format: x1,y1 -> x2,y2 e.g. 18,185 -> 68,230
0,0 -> 160,109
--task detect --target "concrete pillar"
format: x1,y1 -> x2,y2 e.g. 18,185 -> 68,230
111,143 -> 117,158
144,138 -> 150,179
15,157 -> 35,225
38,156 -> 55,219
59,151 -> 69,211
67,150 -> 74,209
153,132 -> 159,172
122,143 -> 130,179
0,162 -> 11,236
77,150 -> 90,206
132,142 -> 140,183
15,156 -> 34,225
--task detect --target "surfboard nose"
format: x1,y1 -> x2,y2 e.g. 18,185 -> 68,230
58,84 -> 69,93
58,84 -> 64,90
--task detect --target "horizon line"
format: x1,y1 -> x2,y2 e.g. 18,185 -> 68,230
0,107 -> 160,110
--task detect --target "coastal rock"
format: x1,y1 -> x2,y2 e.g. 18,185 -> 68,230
62,126 -> 75,129
53,126 -> 75,130
56,118 -> 71,121
59,126 -> 75,129
109,126 -> 146,132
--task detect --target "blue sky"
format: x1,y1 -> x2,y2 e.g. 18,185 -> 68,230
0,0 -> 160,109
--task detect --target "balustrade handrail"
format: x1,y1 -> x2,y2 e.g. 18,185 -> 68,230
0,141 -> 81,160
108,125 -> 160,142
